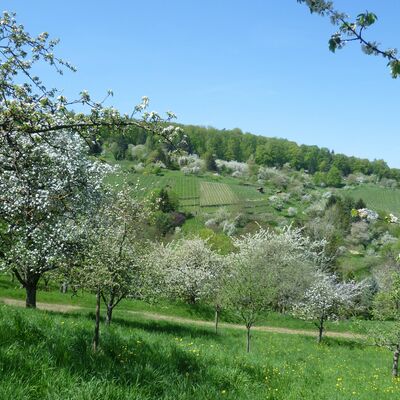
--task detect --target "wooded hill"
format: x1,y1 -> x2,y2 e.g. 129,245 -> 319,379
98,123 -> 400,181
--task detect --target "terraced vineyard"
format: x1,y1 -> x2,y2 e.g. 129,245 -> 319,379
109,168 -> 274,212
346,185 -> 400,214
199,182 -> 239,207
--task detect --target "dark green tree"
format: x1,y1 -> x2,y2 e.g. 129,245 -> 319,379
204,152 -> 218,172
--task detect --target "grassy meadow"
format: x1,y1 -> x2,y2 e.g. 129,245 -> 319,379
0,303 -> 399,400
1,274 -> 399,399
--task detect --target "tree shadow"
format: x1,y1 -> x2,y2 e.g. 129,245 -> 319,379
0,307 -> 240,398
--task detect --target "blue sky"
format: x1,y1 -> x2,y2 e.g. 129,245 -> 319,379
4,0 -> 400,166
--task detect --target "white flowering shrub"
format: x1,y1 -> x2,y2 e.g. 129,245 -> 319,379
258,167 -> 288,189
287,207 -> 298,217
177,154 -> 204,174
386,214 -> 399,224
380,178 -> 398,189
304,200 -> 327,218
204,208 -> 244,236
222,221 -> 236,236
181,165 -> 201,175
356,208 -> 379,222
268,195 -> 284,211
322,191 -> 333,199
127,144 -> 148,161
301,193 -> 313,203
216,159 -> 248,176
133,162 -> 145,173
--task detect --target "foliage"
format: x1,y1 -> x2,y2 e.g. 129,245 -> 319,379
0,10 -> 182,308
0,11 -> 182,147
204,152 -> 218,172
101,122 -> 400,181
149,187 -> 179,213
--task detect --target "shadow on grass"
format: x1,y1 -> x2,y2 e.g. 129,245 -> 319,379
0,306 -> 240,398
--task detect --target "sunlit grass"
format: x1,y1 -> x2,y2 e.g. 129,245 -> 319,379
0,305 -> 398,400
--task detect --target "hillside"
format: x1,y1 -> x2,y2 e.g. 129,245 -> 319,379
105,152 -> 400,282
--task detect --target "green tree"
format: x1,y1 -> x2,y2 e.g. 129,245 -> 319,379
149,187 -> 179,213
326,166 -> 342,187
204,152 -> 218,172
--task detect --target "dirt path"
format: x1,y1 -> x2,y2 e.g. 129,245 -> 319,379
0,297 -> 82,312
0,297 -> 364,340
127,311 -> 365,340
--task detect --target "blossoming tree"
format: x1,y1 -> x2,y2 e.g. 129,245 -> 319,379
148,237 -> 222,303
223,226 -> 327,352
146,237 -> 224,332
293,272 -> 365,343
77,187 -> 148,350
0,131 -> 111,307
0,11 -> 182,307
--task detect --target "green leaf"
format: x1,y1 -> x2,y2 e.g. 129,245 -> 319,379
389,60 -> 400,79
328,35 -> 341,53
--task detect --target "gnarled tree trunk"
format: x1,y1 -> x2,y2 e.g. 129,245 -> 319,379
13,269 -> 40,308
25,283 -> 37,308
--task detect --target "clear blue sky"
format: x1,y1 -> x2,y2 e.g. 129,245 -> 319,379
4,0 -> 400,166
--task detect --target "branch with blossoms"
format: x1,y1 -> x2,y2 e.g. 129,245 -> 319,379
297,1 -> 400,78
0,11 -> 183,151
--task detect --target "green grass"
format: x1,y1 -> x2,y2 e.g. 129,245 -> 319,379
346,185 -> 400,214
0,304 -> 398,399
0,274 -> 390,335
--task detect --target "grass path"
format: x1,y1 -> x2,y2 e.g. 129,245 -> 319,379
0,297 -> 364,340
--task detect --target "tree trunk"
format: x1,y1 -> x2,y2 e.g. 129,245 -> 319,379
317,316 -> 325,344
60,281 -> 68,294
392,345 -> 400,377
92,289 -> 101,352
25,284 -> 37,308
214,304 -> 220,334
13,269 -> 39,308
246,325 -> 251,353
105,304 -> 113,325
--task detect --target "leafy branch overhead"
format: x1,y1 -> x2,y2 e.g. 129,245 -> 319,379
297,0 -> 400,78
